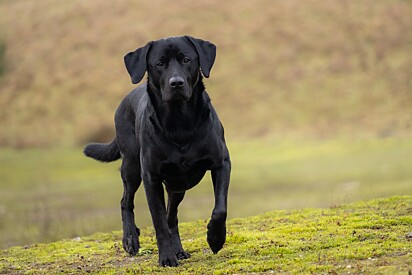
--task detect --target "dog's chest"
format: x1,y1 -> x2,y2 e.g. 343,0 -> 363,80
158,150 -> 214,192
160,156 -> 212,175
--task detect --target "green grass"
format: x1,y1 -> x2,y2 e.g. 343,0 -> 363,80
1,196 -> 411,274
1,138 -> 411,249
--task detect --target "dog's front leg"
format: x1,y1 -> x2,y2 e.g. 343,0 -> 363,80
143,174 -> 179,267
208,158 -> 231,254
166,190 -> 191,260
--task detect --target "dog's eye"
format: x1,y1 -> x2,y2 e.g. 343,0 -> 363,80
156,60 -> 165,67
183,57 -> 191,64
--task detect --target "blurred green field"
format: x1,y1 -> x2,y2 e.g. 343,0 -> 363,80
1,138 -> 411,249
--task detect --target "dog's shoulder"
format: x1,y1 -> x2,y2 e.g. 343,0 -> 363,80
125,83 -> 148,103
115,82 -> 151,124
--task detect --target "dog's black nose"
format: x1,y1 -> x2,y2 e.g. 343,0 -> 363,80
169,77 -> 185,88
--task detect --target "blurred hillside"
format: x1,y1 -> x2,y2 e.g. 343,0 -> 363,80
0,0 -> 411,147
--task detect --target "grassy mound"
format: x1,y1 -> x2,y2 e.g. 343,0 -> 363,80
1,0 -> 412,147
1,196 -> 411,274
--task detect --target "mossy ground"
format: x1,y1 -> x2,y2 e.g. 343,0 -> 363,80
1,196 -> 411,274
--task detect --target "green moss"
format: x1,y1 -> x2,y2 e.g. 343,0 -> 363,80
1,196 -> 411,274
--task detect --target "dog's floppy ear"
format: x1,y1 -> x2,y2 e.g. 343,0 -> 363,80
124,42 -> 152,84
185,36 -> 216,78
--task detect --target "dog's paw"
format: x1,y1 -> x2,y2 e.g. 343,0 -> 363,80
176,251 -> 191,260
122,226 -> 140,255
159,253 -> 179,267
207,220 -> 226,254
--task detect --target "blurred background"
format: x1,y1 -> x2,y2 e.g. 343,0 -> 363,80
0,0 -> 411,249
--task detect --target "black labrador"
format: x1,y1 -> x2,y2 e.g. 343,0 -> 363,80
84,36 -> 231,267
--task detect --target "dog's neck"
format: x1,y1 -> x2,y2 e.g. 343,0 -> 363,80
147,77 -> 210,146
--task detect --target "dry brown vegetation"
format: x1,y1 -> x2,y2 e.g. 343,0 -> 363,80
0,0 -> 411,147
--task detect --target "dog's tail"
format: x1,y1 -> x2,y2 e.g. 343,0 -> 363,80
83,139 -> 121,162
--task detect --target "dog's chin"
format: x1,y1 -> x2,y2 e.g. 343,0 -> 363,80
172,94 -> 189,102
163,91 -> 191,103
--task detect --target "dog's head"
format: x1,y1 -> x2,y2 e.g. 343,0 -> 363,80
124,36 -> 216,103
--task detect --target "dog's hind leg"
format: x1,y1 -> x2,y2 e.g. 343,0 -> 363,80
166,190 -> 191,260
120,156 -> 141,255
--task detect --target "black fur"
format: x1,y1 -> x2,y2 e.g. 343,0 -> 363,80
83,139 -> 120,162
84,36 -> 230,267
